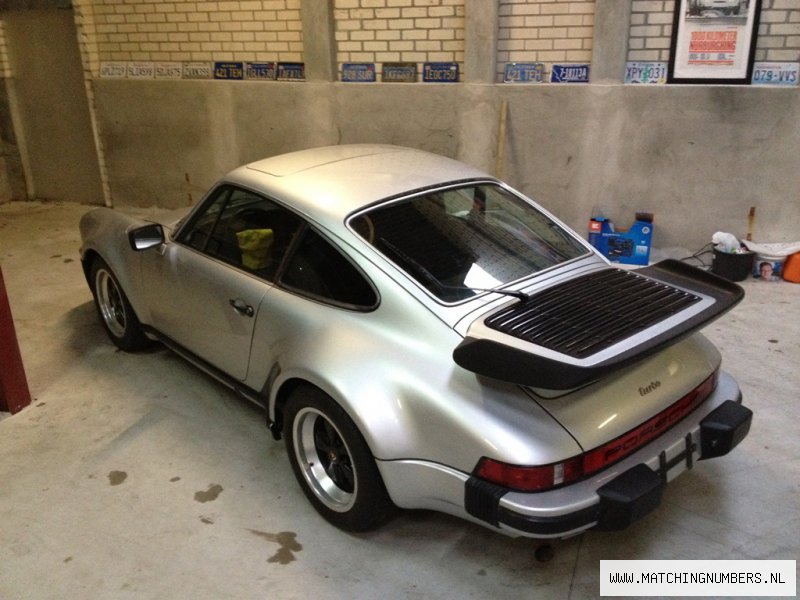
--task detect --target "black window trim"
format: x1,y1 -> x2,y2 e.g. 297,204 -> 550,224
173,183 -> 233,246
276,223 -> 381,313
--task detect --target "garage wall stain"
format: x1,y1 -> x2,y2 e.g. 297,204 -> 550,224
247,529 -> 302,565
194,483 -> 223,503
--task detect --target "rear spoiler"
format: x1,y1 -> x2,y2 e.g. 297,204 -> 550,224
452,260 -> 744,390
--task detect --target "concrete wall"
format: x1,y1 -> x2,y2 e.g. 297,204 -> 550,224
94,79 -> 800,250
2,9 -> 104,204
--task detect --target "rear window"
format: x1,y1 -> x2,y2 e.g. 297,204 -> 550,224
349,183 -> 587,302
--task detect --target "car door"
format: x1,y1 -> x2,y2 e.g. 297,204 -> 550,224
141,185 -> 302,381
244,224 -> 380,389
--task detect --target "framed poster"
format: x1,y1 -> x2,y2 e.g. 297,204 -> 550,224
668,0 -> 761,84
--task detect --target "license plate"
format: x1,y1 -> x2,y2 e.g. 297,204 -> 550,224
246,62 -> 277,81
214,62 -> 244,80
382,62 -> 417,83
624,61 -> 668,84
182,62 -> 213,80
550,64 -> 590,83
423,62 -> 459,83
277,62 -> 305,81
503,62 -> 544,83
342,63 -> 376,82
752,62 -> 799,86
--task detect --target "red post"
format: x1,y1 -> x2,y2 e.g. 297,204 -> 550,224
0,264 -> 31,414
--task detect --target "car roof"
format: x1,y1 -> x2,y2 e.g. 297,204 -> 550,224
223,144 -> 490,233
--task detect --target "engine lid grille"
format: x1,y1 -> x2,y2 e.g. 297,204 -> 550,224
484,268 -> 701,359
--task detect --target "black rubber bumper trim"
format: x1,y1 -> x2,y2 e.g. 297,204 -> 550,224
497,503 -> 600,536
699,399 -> 753,459
464,477 -> 506,527
485,464 -> 665,536
594,463 -> 664,531
466,476 -> 603,535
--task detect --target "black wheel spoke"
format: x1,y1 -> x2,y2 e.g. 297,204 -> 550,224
314,420 -> 337,454
313,417 -> 354,492
332,461 -> 354,492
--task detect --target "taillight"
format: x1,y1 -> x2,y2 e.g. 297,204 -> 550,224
474,369 -> 719,492
475,456 -> 584,492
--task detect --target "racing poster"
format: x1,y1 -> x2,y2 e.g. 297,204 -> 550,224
668,0 -> 761,83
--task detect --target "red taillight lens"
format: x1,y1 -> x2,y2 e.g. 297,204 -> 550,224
475,456 -> 584,492
474,369 -> 720,493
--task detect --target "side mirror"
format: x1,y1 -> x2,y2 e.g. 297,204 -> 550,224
128,223 -> 165,251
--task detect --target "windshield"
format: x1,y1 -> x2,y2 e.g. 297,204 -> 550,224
349,182 -> 588,302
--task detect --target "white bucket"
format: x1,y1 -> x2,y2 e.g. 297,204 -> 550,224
753,253 -> 785,281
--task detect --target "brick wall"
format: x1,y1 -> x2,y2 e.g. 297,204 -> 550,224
74,0 -> 304,71
1,1 -> 798,80
333,0 -> 465,81
71,0 -> 466,81
497,0 -> 595,82
627,0 -> 800,63
757,0 -> 800,62
628,0 -> 674,62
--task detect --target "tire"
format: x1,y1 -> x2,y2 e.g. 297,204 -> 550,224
90,257 -> 151,351
283,385 -> 395,531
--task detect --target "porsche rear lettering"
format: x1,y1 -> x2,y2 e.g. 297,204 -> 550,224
604,408 -> 682,461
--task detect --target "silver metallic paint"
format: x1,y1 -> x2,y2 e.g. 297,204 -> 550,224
79,144 -> 740,538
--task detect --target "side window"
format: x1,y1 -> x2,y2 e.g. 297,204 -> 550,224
178,186 -> 302,281
180,186 -> 230,252
280,229 -> 378,309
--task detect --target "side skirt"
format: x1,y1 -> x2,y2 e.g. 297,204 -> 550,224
140,324 -> 270,415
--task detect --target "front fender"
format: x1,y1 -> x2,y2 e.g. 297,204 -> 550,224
79,208 -> 152,323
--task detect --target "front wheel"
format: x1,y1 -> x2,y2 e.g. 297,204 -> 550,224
283,385 -> 395,531
90,258 -> 151,351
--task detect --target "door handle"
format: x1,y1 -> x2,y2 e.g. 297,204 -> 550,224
229,298 -> 254,317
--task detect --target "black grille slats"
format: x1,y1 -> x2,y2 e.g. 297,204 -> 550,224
485,269 -> 701,359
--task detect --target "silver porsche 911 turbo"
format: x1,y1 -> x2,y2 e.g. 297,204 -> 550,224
79,144 -> 752,538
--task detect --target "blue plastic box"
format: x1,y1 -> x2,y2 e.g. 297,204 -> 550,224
588,213 -> 654,266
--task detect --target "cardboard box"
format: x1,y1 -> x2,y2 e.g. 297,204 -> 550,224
588,213 -> 653,266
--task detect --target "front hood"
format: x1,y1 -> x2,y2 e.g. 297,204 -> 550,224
453,260 -> 743,390
529,334 -> 720,450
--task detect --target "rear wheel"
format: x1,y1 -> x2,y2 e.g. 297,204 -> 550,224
90,257 -> 151,351
283,385 -> 395,531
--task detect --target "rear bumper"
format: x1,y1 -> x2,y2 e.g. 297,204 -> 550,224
465,373 -> 751,538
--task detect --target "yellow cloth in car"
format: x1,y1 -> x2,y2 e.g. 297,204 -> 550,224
236,228 -> 274,270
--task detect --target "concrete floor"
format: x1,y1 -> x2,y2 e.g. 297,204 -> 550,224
0,200 -> 798,599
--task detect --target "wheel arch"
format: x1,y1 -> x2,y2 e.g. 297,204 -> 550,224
269,376 -> 308,440
268,367 -> 417,463
80,248 -> 101,286
264,356 -> 557,476
279,375 -> 398,530
79,208 -> 153,323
